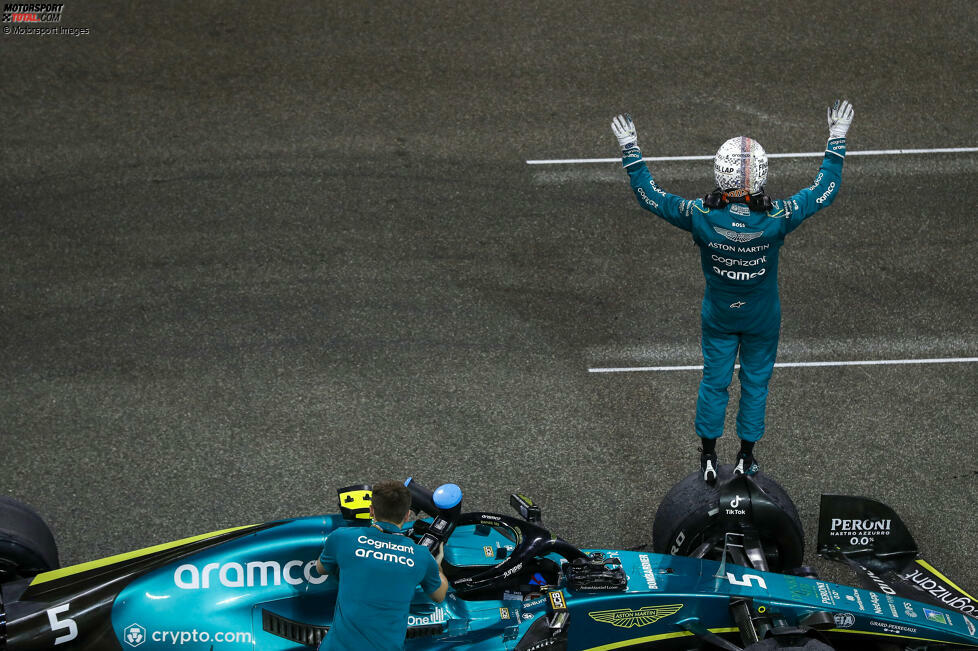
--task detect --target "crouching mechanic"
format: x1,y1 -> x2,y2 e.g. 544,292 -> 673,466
611,100 -> 854,483
316,481 -> 448,650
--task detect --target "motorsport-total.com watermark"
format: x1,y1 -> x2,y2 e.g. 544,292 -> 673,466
2,3 -> 90,36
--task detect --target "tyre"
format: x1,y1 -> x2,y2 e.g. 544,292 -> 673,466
652,465 -> 804,572
0,496 -> 59,582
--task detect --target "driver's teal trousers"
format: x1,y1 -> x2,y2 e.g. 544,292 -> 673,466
694,290 -> 781,443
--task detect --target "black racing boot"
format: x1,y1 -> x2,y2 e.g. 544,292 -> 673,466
733,450 -> 760,476
700,449 -> 718,485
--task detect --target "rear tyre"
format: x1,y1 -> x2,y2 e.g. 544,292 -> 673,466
652,465 -> 804,572
0,497 -> 59,582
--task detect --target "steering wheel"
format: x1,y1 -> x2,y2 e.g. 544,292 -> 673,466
401,478 -> 586,594
444,512 -> 586,594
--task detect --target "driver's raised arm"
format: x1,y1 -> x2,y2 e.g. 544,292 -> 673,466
612,113 -> 696,232
424,546 -> 449,602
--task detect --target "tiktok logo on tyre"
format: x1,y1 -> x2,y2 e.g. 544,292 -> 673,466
124,623 -> 146,647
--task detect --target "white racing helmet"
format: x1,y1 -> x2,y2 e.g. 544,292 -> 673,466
714,136 -> 768,196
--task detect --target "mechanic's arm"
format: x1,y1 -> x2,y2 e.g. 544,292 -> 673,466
775,100 -> 853,235
612,114 -> 696,232
316,535 -> 338,577
425,546 -> 449,603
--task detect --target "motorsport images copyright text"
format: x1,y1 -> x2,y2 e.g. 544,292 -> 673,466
2,3 -> 90,36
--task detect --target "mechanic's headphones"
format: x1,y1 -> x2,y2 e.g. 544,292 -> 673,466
703,189 -> 772,212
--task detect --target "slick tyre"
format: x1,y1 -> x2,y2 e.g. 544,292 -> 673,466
652,465 -> 804,572
0,496 -> 59,581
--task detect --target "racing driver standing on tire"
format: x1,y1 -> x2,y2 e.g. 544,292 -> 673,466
611,100 -> 854,484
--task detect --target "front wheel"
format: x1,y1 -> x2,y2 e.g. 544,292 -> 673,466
0,496 -> 60,582
651,465 -> 804,572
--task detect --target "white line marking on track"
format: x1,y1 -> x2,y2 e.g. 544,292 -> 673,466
588,357 -> 978,373
527,147 -> 978,165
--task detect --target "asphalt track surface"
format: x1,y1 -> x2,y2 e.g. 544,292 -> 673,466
2,1 -> 977,597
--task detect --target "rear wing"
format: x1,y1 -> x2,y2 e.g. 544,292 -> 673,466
818,494 -> 978,622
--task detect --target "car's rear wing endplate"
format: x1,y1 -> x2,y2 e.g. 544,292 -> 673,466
816,494 -> 917,561
817,494 -> 978,622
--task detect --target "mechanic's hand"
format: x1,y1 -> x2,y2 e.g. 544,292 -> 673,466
612,113 -> 638,151
827,99 -> 854,139
433,545 -> 445,566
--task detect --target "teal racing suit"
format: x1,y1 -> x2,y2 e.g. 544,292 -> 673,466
621,137 -> 847,442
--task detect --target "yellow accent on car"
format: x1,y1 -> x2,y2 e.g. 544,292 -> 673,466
581,627 -> 739,650
828,628 -> 978,647
588,604 -> 683,628
915,559 -> 978,602
29,525 -> 257,586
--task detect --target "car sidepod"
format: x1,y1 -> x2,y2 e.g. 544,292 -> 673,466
2,522 -> 285,651
110,516 -> 343,650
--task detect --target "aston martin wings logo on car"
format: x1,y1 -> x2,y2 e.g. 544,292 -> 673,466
588,604 -> 683,628
714,226 -> 763,243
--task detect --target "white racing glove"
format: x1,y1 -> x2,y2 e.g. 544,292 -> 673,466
827,99 -> 854,139
612,113 -> 638,151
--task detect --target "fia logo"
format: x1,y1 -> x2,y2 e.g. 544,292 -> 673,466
833,613 -> 855,628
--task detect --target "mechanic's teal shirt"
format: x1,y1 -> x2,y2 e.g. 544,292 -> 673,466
319,521 -> 441,651
623,138 -> 846,328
